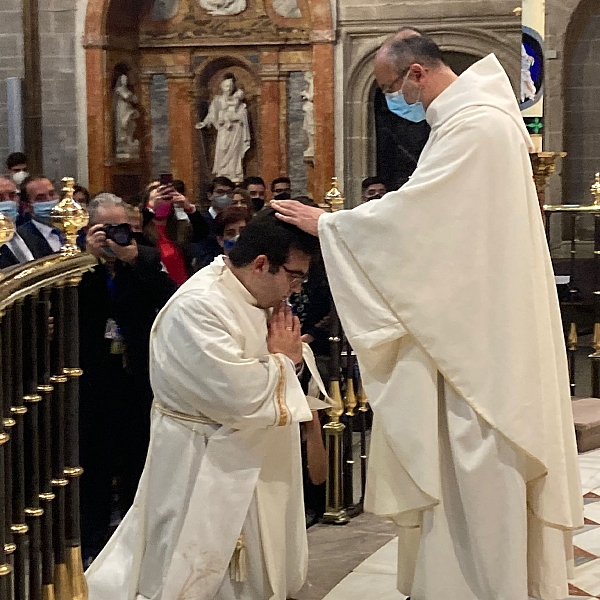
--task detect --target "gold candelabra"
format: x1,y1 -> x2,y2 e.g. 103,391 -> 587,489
322,175 -> 349,524
51,177 -> 89,256
530,151 -> 567,211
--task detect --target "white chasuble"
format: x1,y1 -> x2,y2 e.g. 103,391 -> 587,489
86,256 -> 328,600
319,55 -> 582,600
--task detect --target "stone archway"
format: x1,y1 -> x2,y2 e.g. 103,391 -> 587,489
84,0 -> 335,202
342,28 -> 520,206
562,0 -> 600,211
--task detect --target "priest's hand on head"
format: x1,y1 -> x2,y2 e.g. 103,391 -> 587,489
271,200 -> 323,237
267,300 -> 303,366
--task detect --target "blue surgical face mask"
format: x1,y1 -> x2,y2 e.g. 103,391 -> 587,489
0,200 -> 18,222
223,235 -> 239,252
212,194 -> 232,210
32,199 -> 59,222
385,75 -> 426,123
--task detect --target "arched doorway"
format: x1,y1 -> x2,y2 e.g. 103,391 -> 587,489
563,0 -> 600,214
374,51 -> 480,192
84,0 -> 335,203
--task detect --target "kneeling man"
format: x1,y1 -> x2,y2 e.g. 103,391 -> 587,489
86,209 -> 326,600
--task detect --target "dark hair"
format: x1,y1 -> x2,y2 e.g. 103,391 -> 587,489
6,152 -> 27,170
242,176 -> 265,188
270,176 -> 291,192
208,176 -> 235,195
231,187 -> 254,212
214,206 -> 252,237
361,177 -> 386,191
173,179 -> 185,194
385,35 -> 445,74
20,175 -> 46,204
229,208 -> 320,271
141,180 -> 192,249
73,184 -> 91,204
291,195 -> 317,207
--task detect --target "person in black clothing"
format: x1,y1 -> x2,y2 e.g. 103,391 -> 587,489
194,176 -> 235,268
17,176 -> 63,258
79,193 -> 177,564
0,176 -> 34,268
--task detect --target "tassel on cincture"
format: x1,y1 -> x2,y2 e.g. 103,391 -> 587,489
230,534 -> 247,583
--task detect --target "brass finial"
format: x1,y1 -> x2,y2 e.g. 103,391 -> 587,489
0,212 -> 16,246
357,383 -> 369,412
51,177 -> 89,255
324,177 -> 344,213
345,376 -> 357,417
591,172 -> 600,206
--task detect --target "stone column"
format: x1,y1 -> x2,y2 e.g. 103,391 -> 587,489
138,74 -> 154,188
84,44 -> 110,194
167,74 -> 196,202
22,0 -> 43,174
311,34 -> 335,203
260,51 -> 283,194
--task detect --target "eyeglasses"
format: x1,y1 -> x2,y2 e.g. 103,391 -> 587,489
378,68 -> 409,95
281,265 -> 309,285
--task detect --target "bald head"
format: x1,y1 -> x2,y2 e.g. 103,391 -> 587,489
393,26 -> 423,42
374,34 -> 457,110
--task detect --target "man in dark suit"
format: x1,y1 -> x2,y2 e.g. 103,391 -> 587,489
0,176 -> 34,268
78,192 -> 177,564
17,176 -> 63,258
194,176 -> 235,268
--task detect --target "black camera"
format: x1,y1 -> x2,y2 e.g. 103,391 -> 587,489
101,223 -> 133,247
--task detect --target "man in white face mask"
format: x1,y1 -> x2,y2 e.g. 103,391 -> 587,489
5,152 -> 29,186
0,176 -> 34,268
17,176 -> 62,259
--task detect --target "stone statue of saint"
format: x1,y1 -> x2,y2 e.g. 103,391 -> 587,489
113,74 -> 140,159
301,72 -> 314,158
197,0 -> 246,16
520,44 -> 537,104
197,75 -> 251,183
273,0 -> 301,17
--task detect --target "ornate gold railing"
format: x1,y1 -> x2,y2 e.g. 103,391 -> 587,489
0,178 -> 95,600
321,178 -> 369,525
544,173 -> 600,397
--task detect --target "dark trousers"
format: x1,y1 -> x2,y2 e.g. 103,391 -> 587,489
79,354 -> 152,559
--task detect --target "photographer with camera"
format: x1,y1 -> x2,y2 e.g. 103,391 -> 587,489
80,193 -> 177,565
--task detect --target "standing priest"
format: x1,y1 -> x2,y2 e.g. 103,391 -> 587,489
86,209 -> 328,600
272,34 -> 583,600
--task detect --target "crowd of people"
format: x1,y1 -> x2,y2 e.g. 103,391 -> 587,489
0,150 -> 389,565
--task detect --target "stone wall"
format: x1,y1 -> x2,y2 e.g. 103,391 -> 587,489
0,0 -> 79,183
0,0 -> 24,168
545,0 -> 582,208
39,0 -> 79,182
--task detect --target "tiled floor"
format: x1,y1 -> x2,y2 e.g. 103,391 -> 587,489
320,448 -> 600,600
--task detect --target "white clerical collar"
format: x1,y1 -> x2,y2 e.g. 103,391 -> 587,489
216,256 -> 258,306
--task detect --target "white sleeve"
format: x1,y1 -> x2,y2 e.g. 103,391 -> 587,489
150,293 -> 313,429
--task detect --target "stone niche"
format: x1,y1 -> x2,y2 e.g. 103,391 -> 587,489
84,0 -> 334,204
337,0 -> 521,205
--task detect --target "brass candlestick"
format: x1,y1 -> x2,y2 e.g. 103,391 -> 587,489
530,151 -> 567,211
51,178 -> 89,256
